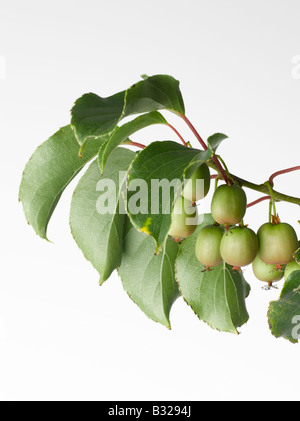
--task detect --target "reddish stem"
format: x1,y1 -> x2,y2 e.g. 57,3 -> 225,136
167,123 -> 188,146
247,196 -> 271,208
179,114 -> 230,184
124,141 -> 146,149
269,166 -> 300,187
211,155 -> 230,184
210,174 -> 219,179
180,114 -> 208,150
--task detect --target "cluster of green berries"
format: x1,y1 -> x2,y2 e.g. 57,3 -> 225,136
168,163 -> 300,286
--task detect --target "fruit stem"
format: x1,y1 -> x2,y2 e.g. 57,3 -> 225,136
215,154 -> 233,184
211,156 -> 231,185
167,123 -> 188,147
214,175 -> 220,191
269,165 -> 300,187
265,181 -> 277,218
268,199 -> 272,223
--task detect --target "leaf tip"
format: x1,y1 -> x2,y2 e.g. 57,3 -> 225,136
44,235 -> 54,244
98,162 -> 105,176
99,275 -> 109,286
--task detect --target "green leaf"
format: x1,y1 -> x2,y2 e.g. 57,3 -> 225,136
71,91 -> 126,146
19,125 -> 105,240
207,133 -> 228,153
175,214 -> 250,334
124,74 -> 185,116
126,141 -> 213,253
98,111 -> 167,173
70,147 -> 136,284
71,74 -> 185,145
267,271 -> 300,343
119,219 -> 179,328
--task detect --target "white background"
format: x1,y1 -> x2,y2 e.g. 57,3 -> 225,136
1,0 -> 300,401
